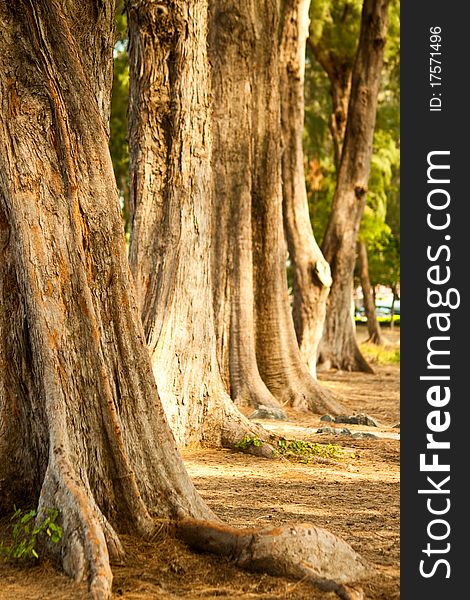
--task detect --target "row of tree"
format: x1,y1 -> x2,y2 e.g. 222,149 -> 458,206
111,0 -> 399,375
0,0 -> 396,596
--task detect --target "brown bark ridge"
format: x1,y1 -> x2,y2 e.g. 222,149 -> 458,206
209,0 -> 344,416
357,239 -> 382,344
279,0 -> 332,378
0,2 -> 370,596
318,0 -> 390,373
127,0 -> 280,445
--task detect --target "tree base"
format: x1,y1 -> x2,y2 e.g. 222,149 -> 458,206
220,410 -> 278,458
37,466 -> 123,599
317,347 -> 375,375
365,332 -> 382,345
271,375 -> 346,416
27,462 -> 372,600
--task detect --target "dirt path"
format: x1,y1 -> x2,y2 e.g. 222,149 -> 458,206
0,329 -> 400,599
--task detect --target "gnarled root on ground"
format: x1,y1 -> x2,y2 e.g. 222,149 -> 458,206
219,410 -> 279,458
37,465 -> 123,600
175,518 -> 372,599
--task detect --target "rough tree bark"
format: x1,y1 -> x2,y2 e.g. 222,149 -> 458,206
209,0 -> 344,416
0,2 -> 371,597
127,0 -> 276,446
279,0 -> 332,378
318,0 -> 390,372
357,239 -> 382,344
0,0 -> 213,594
208,0 -> 283,412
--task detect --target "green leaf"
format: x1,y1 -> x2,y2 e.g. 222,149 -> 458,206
22,511 -> 35,523
3,505 -> 62,562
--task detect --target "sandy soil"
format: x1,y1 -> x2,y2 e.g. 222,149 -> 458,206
0,327 -> 400,599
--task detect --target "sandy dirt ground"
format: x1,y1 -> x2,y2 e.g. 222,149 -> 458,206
0,327 -> 400,599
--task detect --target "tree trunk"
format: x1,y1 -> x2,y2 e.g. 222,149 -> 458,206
357,240 -> 382,344
328,76 -> 352,170
248,0 -> 342,414
127,0 -> 279,445
209,0 -> 344,416
208,2 -> 282,411
0,2 -> 370,596
279,0 -> 332,378
0,0 -> 214,593
318,0 -> 389,373
308,43 -> 352,171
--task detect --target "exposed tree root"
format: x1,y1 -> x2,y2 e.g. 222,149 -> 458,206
37,465 -> 118,599
220,410 -> 279,459
27,508 -> 370,599
175,519 -> 372,599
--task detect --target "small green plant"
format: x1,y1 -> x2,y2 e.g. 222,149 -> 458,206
235,434 -> 263,450
0,506 -> 63,562
276,438 -> 345,462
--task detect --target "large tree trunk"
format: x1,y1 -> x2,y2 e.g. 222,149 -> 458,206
311,12 -> 382,352
279,0 -> 332,378
357,239 -> 382,344
127,0 -> 274,446
209,0 -> 344,416
208,2 -> 281,411
0,0 -> 214,594
318,0 -> 389,373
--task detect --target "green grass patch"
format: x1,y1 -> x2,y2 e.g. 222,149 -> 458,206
276,438 -> 346,462
235,434 -> 263,450
235,436 -> 350,463
360,342 -> 400,365
355,315 -> 400,326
